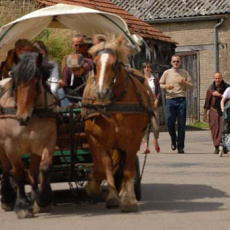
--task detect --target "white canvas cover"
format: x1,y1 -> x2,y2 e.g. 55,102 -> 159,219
0,3 -> 136,63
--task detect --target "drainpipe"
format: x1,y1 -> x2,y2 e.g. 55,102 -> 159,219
214,18 -> 224,72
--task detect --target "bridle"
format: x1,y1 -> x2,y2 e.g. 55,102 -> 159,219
92,48 -> 130,102
11,68 -> 42,109
93,48 -> 121,88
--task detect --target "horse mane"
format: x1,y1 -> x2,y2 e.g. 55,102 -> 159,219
11,52 -> 38,84
88,34 -> 131,64
11,51 -> 53,85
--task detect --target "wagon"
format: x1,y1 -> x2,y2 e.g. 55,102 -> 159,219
0,3 -> 144,204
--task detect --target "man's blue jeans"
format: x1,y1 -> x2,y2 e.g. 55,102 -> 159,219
166,97 -> 186,150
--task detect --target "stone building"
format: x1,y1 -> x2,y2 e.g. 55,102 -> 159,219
112,0 -> 230,122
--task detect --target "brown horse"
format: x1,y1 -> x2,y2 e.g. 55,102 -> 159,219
82,34 -> 155,212
0,52 -> 57,218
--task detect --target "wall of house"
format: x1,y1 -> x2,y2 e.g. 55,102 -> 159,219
151,18 -> 230,121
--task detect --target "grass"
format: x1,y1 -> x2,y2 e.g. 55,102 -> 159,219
190,121 -> 209,129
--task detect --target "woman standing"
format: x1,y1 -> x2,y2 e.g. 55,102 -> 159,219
142,62 -> 161,153
203,72 -> 229,154
33,41 -> 59,96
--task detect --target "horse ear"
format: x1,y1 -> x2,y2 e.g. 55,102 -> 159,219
116,34 -> 124,45
92,34 -> 107,45
92,34 -> 100,45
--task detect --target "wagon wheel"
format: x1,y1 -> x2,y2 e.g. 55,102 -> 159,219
219,146 -> 224,157
134,155 -> 141,201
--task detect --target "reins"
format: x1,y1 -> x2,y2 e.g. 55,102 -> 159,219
82,67 -> 154,118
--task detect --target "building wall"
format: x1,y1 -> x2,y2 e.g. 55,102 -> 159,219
151,18 -> 230,120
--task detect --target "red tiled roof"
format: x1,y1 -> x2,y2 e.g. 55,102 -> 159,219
36,0 -> 177,44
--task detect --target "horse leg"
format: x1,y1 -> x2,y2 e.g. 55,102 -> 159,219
87,152 -> 119,208
85,119 -> 119,208
86,142 -> 104,196
86,145 -> 119,208
86,171 -> 103,197
27,154 -> 40,202
33,148 -> 53,213
119,149 -> 139,212
0,153 -> 16,211
101,150 -> 120,208
12,161 -> 34,218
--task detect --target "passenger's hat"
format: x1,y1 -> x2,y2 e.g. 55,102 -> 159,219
66,54 -> 84,68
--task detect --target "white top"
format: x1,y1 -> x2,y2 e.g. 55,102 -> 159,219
147,74 -> 156,97
47,61 -> 59,95
223,87 -> 230,99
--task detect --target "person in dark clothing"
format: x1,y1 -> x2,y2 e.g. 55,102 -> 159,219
203,72 -> 229,154
58,53 -> 92,103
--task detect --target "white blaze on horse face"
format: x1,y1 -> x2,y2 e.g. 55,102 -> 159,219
98,53 -> 109,92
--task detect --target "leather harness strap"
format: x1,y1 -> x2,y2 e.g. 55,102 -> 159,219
0,107 -> 57,119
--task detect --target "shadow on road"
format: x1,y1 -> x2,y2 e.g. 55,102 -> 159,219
140,183 -> 229,212
40,181 -> 229,217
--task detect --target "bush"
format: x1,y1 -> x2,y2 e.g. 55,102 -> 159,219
33,28 -> 74,70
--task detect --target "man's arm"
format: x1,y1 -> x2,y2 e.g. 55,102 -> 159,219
185,71 -> 193,89
160,71 -> 174,90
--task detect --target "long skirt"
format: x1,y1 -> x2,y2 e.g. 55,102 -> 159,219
209,108 -> 222,147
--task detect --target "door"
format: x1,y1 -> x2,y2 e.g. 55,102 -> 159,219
177,52 -> 199,124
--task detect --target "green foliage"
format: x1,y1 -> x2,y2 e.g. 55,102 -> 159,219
33,28 -> 73,71
191,121 -> 209,129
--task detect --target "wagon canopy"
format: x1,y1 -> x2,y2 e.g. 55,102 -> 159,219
0,3 -> 137,63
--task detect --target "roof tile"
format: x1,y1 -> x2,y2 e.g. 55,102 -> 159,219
112,0 -> 230,20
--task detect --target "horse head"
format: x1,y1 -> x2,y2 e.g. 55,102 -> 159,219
89,34 -> 130,102
11,52 -> 50,126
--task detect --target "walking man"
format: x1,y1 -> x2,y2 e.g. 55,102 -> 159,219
160,55 -> 193,153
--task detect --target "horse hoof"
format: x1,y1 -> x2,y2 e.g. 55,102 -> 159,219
33,201 -> 52,214
106,197 -> 120,209
120,198 -> 139,213
86,182 -> 101,197
120,203 -> 139,213
16,209 -> 34,219
1,202 -> 14,211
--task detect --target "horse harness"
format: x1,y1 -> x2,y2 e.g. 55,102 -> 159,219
82,48 -> 155,119
0,74 -> 56,120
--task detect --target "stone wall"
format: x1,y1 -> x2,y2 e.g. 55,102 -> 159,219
0,0 -> 38,24
152,18 -> 230,121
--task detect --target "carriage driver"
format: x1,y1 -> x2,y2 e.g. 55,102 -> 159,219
58,53 -> 92,105
61,33 -> 91,77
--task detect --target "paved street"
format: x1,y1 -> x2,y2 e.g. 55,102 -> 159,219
1,129 -> 230,230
